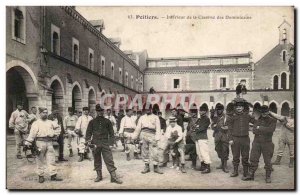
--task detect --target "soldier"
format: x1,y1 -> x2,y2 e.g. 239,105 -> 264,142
9,102 -> 29,159
244,105 -> 277,183
119,108 -> 138,160
48,110 -> 66,162
133,104 -> 163,174
271,108 -> 294,168
63,107 -> 78,157
185,106 -> 198,170
164,116 -> 186,173
116,110 -> 125,152
75,107 -> 93,162
211,104 -> 229,173
25,107 -> 63,183
85,104 -> 122,184
158,111 -> 167,133
192,105 -> 211,174
226,98 -> 255,180
105,109 -> 117,148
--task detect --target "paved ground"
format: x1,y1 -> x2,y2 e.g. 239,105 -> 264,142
6,128 -> 295,190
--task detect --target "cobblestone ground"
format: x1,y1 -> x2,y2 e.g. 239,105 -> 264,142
6,129 -> 294,190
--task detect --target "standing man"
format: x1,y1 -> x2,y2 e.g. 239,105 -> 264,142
164,116 -> 186,173
85,104 -> 122,184
211,104 -> 229,173
244,106 -> 277,183
185,107 -> 198,170
133,104 -> 163,174
75,107 -> 93,162
105,109 -> 117,148
117,110 -> 125,151
9,102 -> 29,159
119,108 -> 138,160
25,107 -> 63,183
63,107 -> 78,157
193,105 -> 211,174
226,98 -> 255,180
271,108 -> 294,168
158,111 -> 167,133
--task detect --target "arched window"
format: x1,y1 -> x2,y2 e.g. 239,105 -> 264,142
283,50 -> 286,62
89,53 -> 94,70
14,8 -> 24,39
73,44 -> 78,63
281,72 -> 287,90
52,32 -> 59,54
281,102 -> 290,116
273,75 -> 278,90
269,102 -> 277,113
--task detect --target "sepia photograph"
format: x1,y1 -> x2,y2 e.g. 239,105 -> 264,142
5,6 -> 295,190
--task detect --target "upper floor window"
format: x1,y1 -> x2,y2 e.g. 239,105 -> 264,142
131,76 -> 134,88
125,72 -> 129,86
88,48 -> 94,70
12,7 -> 26,43
72,37 -> 79,64
282,50 -> 287,62
173,79 -> 180,89
100,56 -> 105,76
111,62 -> 115,80
220,77 -> 227,88
119,68 -> 123,83
51,24 -> 60,55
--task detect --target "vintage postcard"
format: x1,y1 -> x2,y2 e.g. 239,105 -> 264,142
6,6 -> 295,190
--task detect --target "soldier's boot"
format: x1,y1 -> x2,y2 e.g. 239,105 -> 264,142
110,171 -> 123,184
242,170 -> 254,181
272,155 -> 282,165
78,153 -> 84,162
241,166 -> 249,180
141,163 -> 151,174
126,153 -> 131,161
199,161 -> 205,171
201,164 -> 211,174
50,174 -> 63,181
222,160 -> 229,173
16,154 -> 22,159
191,160 -> 196,169
94,170 -> 103,182
58,156 -> 68,162
38,176 -> 45,183
159,162 -> 168,167
69,149 -> 73,157
289,157 -> 294,168
154,165 -> 164,174
230,166 -> 239,177
216,160 -> 223,169
84,152 -> 90,159
181,164 -> 187,173
265,170 -> 272,183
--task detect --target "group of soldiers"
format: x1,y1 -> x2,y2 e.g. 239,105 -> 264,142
8,96 -> 294,185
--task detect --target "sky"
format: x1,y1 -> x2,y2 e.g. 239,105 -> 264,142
76,6 -> 294,62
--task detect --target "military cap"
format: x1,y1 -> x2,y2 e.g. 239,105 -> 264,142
39,107 -> 47,113
125,108 -> 132,113
199,104 -> 208,112
169,116 -> 177,122
158,111 -> 162,115
137,110 -> 142,114
260,105 -> 269,113
83,107 -> 89,111
95,104 -> 104,111
68,107 -> 74,112
16,101 -> 23,106
216,104 -> 224,110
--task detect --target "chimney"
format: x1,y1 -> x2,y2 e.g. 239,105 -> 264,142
109,38 -> 121,48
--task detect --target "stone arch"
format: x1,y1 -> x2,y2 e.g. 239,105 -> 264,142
253,101 -> 262,112
49,76 -> 65,116
269,101 -> 278,114
281,101 -> 291,116
280,72 -> 288,90
71,82 -> 83,112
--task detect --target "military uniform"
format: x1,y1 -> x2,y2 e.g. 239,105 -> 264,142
63,108 -> 78,157
226,99 -> 255,179
9,109 -> 29,158
133,110 -> 163,174
75,111 -> 93,161
26,107 -> 62,183
211,108 -> 229,173
119,113 -> 138,160
186,113 -> 198,169
85,104 -> 122,184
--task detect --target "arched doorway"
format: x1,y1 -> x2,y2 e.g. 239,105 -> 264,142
200,103 -> 208,111
72,84 -> 82,113
88,89 -> 96,115
273,75 -> 279,90
281,72 -> 287,90
50,79 -> 64,116
281,102 -> 290,116
253,102 -> 261,112
152,104 -> 160,115
165,103 -> 172,119
6,65 -> 37,134
269,102 -> 277,113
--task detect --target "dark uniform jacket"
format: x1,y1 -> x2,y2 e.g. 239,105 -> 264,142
252,116 -> 276,143
159,116 -> 167,133
86,115 -> 114,145
226,112 -> 255,139
188,115 -> 210,141
211,113 -> 229,143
